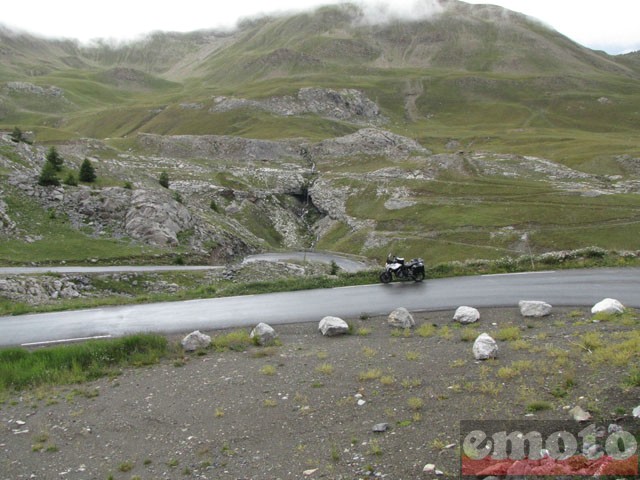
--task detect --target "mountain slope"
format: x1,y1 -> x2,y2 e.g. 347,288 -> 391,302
0,1 -> 639,266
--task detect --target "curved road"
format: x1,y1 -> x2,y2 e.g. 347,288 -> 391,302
1,268 -> 638,347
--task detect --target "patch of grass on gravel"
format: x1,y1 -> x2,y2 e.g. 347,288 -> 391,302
0,334 -> 168,393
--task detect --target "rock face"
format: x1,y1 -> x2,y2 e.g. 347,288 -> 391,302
453,306 -> 480,324
125,190 -> 193,246
591,298 -> 625,315
211,87 -> 385,125
250,323 -> 278,346
310,128 -> 431,159
519,300 -> 552,317
318,316 -> 350,336
181,330 -> 212,351
387,307 -> 415,329
473,333 -> 498,360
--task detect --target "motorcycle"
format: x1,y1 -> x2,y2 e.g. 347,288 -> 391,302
379,254 -> 425,283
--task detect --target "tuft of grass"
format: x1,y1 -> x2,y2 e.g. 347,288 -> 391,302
526,400 -> 552,412
358,368 -> 382,381
401,377 -> 422,389
368,439 -> 383,456
357,327 -> 372,336
460,327 -> 479,342
497,366 -> 519,380
315,363 -> 334,375
118,461 -> 134,472
380,375 -> 395,386
407,397 -> 424,411
624,367 -> 640,387
212,330 -> 253,352
494,326 -> 521,341
259,364 -> 277,376
578,332 -> 604,352
416,323 -> 436,337
361,346 -> 377,358
405,351 -> 420,361
437,325 -> 453,340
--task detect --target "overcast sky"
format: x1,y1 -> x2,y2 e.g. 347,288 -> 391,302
2,0 -> 639,55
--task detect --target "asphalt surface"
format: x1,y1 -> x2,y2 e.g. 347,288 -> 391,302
242,252 -> 371,272
1,268 -> 638,347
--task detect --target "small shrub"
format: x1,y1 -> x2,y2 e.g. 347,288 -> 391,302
63,172 -> 78,186
159,171 -> 170,188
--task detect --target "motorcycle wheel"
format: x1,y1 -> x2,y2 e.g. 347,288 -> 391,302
412,271 -> 425,282
380,271 -> 392,284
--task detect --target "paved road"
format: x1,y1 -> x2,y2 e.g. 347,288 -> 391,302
242,252 -> 371,272
0,268 -> 638,347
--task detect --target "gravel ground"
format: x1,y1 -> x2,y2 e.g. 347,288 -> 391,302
1,307 -> 639,480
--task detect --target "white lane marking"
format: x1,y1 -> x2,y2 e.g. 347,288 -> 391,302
482,271 -> 555,277
21,335 -> 112,347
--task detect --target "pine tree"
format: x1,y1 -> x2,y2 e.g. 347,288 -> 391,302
10,126 -> 23,143
46,146 -> 64,171
79,158 -> 97,183
38,161 -> 60,186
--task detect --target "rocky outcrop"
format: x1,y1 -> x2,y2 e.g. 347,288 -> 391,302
0,275 -> 88,304
136,134 -> 303,162
125,190 -> 193,246
0,195 -> 16,235
3,81 -> 64,98
310,128 -> 431,159
211,87 -> 385,125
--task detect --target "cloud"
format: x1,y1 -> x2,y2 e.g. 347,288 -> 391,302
356,0 -> 445,25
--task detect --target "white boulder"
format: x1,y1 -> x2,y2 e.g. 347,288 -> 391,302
591,298 -> 625,315
473,333 -> 498,360
318,316 -> 350,336
250,323 -> 278,346
453,306 -> 480,324
387,307 -> 415,328
181,330 -> 211,351
519,300 -> 552,317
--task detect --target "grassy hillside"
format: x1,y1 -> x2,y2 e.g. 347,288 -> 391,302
0,1 -> 639,266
